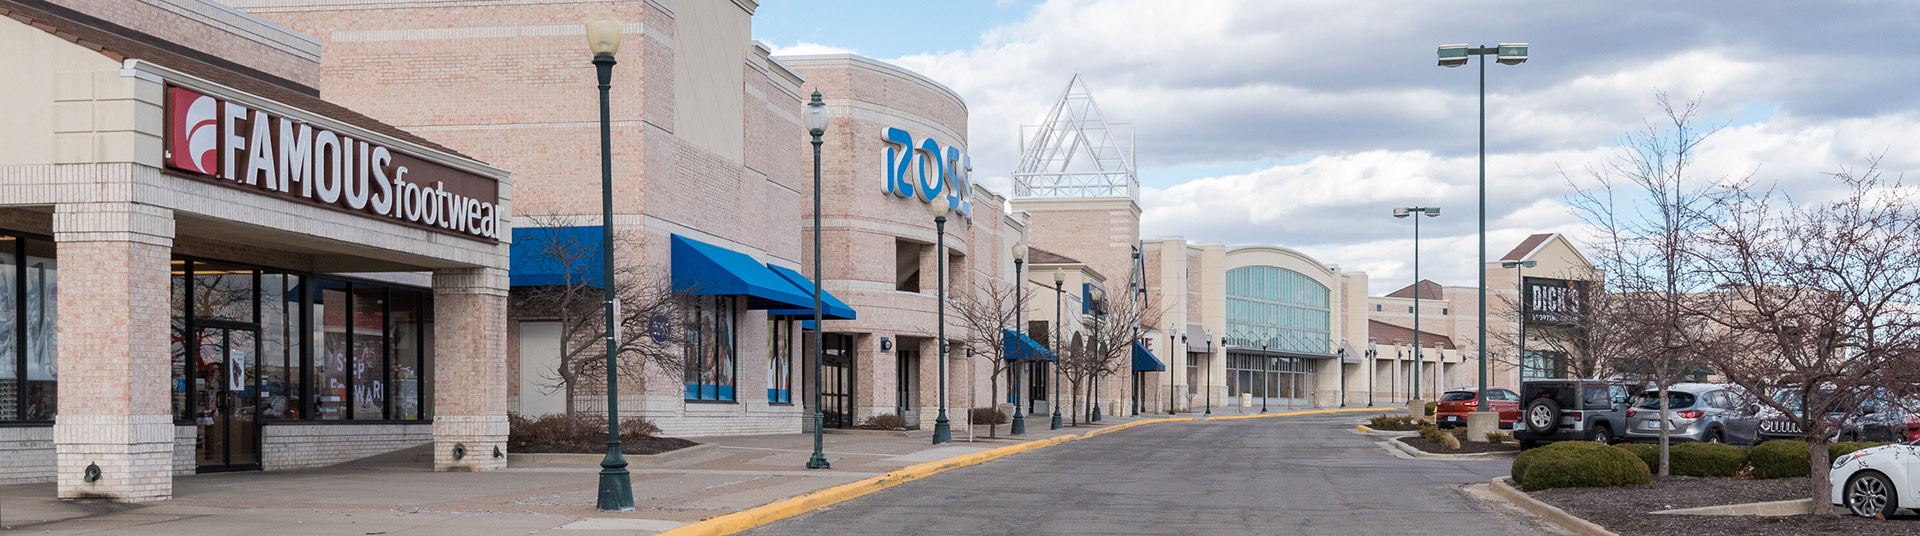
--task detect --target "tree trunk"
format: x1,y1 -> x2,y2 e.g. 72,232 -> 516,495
1809,435 -> 1834,515
1657,383 -> 1671,477
989,372 -> 1000,438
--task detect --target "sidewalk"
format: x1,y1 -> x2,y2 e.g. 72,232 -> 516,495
0,415 -> 1153,535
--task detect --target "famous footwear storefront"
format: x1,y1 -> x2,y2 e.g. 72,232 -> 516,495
0,1 -> 510,502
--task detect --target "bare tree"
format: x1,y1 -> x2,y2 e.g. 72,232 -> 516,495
1686,159 -> 1920,515
1565,92 -> 1737,476
512,214 -> 691,425
948,279 -> 1030,437
1071,292 -> 1159,424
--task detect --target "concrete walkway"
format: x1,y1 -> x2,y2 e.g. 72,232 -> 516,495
0,415 -> 1154,535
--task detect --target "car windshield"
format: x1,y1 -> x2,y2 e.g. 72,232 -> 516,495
1636,392 -> 1696,410
1439,392 -> 1475,402
1771,388 -> 1852,414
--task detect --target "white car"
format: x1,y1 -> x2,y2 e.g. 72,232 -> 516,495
1831,441 -> 1920,517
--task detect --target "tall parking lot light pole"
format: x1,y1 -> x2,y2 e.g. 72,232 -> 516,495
585,14 -> 634,512
1438,42 -> 1527,414
1392,205 -> 1439,416
803,91 -> 833,469
931,197 -> 953,445
1203,331 -> 1213,416
1168,326 -> 1179,415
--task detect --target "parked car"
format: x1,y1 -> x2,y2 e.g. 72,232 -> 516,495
1512,379 -> 1638,447
1830,440 -> 1920,518
1755,387 -> 1903,443
1621,383 -> 1763,446
1433,387 -> 1520,429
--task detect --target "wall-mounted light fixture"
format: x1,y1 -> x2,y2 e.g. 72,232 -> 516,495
880,337 -> 893,352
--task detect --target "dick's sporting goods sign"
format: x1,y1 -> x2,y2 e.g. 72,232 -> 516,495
165,86 -> 500,242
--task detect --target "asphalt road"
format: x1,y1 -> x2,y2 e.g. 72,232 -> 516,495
746,413 -> 1551,536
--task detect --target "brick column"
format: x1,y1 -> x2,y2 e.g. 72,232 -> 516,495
431,267 -> 509,471
52,203 -> 174,502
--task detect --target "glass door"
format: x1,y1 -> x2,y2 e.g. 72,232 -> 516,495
195,325 -> 260,471
895,350 -> 917,426
820,334 -> 854,429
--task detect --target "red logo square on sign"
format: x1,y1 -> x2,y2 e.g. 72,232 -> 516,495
168,87 -> 219,176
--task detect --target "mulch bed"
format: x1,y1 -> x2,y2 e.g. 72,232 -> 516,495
512,436 -> 698,456
1530,476 -> 1920,535
1398,436 -> 1522,455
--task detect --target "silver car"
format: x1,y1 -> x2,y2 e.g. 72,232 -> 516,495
1621,383 -> 1763,445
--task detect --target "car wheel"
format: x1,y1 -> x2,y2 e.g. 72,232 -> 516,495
1588,424 -> 1612,444
1525,398 -> 1562,435
1706,430 -> 1724,444
1846,472 -> 1899,518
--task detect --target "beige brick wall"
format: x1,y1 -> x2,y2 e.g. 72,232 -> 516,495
0,426 -> 55,485
263,423 -> 431,470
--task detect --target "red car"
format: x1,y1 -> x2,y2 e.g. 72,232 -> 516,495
1434,387 -> 1521,429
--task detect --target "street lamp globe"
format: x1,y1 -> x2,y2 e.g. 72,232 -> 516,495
804,92 -> 830,136
585,13 -> 622,57
1053,270 -> 1065,284
1012,241 -> 1027,261
929,195 -> 950,219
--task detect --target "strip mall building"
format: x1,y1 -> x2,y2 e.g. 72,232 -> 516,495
0,0 -> 1600,503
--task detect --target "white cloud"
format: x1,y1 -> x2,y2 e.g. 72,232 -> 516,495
834,0 -> 1920,294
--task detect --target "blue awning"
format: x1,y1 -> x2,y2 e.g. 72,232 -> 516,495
764,264 -> 856,320
509,226 -> 605,288
1133,341 -> 1166,372
670,234 -> 812,310
1001,329 -> 1057,362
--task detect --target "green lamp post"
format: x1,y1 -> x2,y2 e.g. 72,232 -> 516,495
1392,205 -> 1440,409
803,91 -> 833,469
586,12 -> 633,511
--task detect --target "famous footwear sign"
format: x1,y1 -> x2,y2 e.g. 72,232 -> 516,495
165,86 -> 500,242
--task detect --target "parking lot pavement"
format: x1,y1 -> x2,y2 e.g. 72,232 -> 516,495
0,417 -> 1117,535
747,413 -> 1554,536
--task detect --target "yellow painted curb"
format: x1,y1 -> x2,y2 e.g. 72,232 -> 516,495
1206,407 -> 1390,421
1356,425 -> 1373,433
654,411 -> 1348,536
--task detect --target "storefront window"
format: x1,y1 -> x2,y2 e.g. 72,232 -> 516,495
352,286 -> 387,420
0,234 -> 57,422
315,281 -> 350,420
260,274 -> 301,419
165,259 -> 433,424
767,320 -> 792,403
0,236 -> 16,421
389,290 -> 422,420
685,297 -> 737,401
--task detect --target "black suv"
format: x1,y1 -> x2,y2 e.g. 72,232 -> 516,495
1512,379 -> 1638,447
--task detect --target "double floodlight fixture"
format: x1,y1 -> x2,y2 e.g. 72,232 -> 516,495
1501,260 -> 1537,269
1393,206 -> 1441,219
1437,43 -> 1528,68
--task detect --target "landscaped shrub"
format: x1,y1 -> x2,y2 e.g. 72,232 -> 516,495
1667,442 -> 1748,477
508,413 -> 663,446
1439,432 -> 1462,450
859,413 -> 909,430
1614,443 -> 1659,473
1425,401 -> 1438,416
969,407 -> 1008,425
1514,441 -> 1652,491
1368,415 -> 1419,431
1486,431 -> 1509,444
1417,422 -> 1445,443
1749,440 -> 1811,479
1831,441 -> 1891,459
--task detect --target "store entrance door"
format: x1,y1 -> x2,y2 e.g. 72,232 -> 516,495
194,324 -> 260,472
895,349 -> 918,426
820,334 -> 855,429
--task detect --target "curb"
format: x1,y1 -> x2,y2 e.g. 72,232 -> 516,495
1650,498 -> 1813,516
1384,437 -> 1519,460
1487,477 -> 1619,536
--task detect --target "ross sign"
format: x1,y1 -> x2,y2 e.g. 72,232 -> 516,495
879,127 -> 972,219
165,86 -> 501,242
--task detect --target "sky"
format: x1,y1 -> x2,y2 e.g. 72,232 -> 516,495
754,0 -> 1920,294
